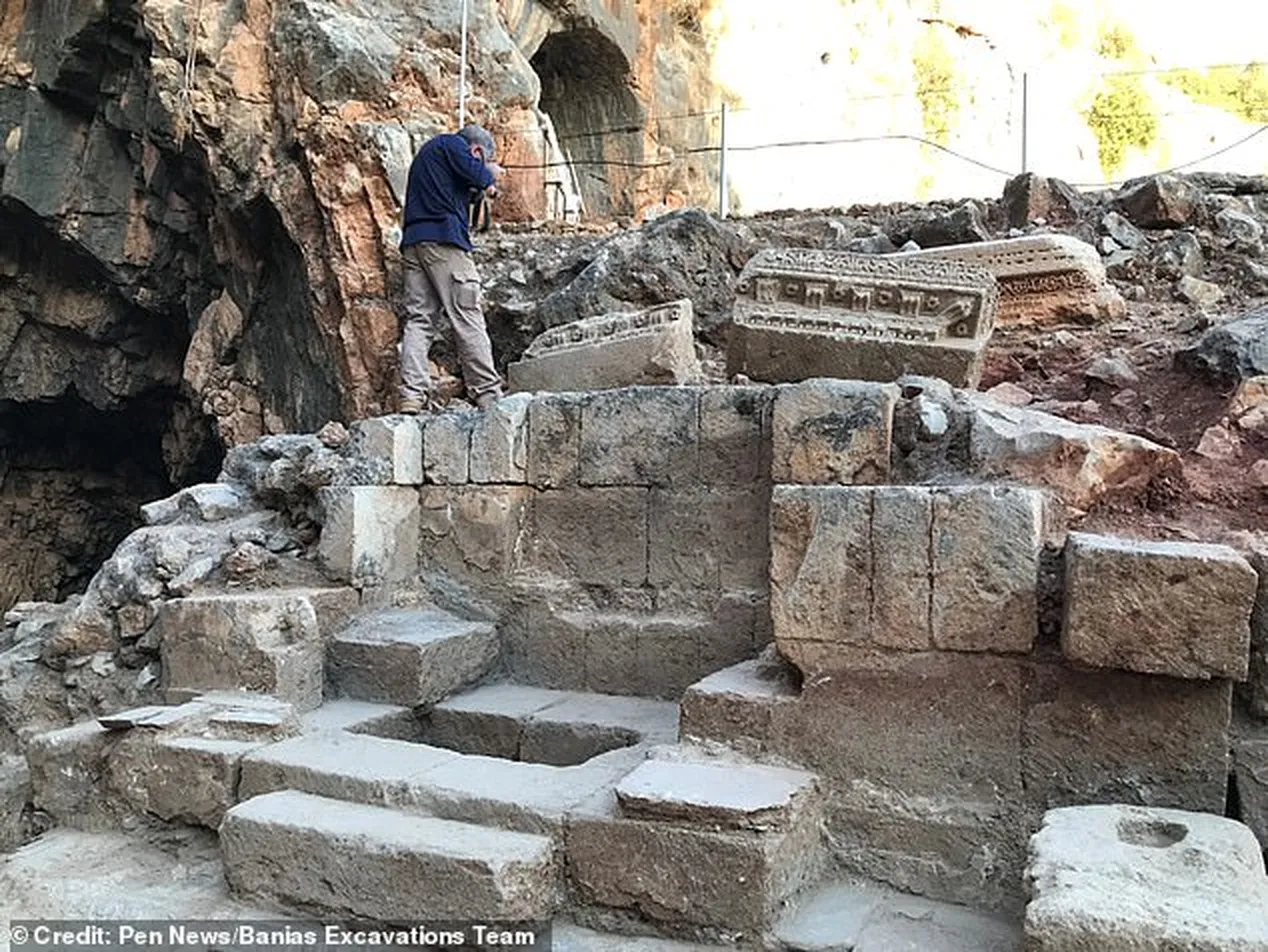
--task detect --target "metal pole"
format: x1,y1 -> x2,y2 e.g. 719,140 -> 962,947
718,102 -> 729,220
459,0 -> 469,128
1020,71 -> 1029,174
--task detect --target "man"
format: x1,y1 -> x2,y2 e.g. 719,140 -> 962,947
398,124 -> 505,413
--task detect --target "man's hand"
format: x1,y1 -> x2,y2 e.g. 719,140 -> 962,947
484,184 -> 499,199
486,161 -> 505,181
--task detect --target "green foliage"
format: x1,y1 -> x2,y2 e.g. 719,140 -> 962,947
912,27 -> 959,146
1083,75 -> 1159,178
1162,63 -> 1268,125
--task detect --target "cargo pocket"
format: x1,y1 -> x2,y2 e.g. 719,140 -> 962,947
453,272 -> 482,312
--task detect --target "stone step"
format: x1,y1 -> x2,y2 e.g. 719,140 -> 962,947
238,729 -> 637,836
678,657 -> 801,757
159,587 -> 359,712
776,878 -> 1022,952
221,790 -> 560,921
422,682 -> 679,764
614,758 -> 818,831
326,607 -> 498,706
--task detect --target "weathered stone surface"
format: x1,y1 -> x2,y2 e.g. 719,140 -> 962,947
1003,173 -> 1085,229
567,787 -> 823,938
1176,306 -> 1268,383
968,395 -> 1181,510
418,485 -> 532,598
698,386 -> 772,487
615,759 -> 818,832
25,721 -> 118,829
317,486 -> 420,587
469,393 -> 530,484
648,489 -> 769,591
1023,663 -> 1232,815
901,234 -> 1126,325
423,410 -> 475,485
326,608 -> 499,707
1233,728 -> 1268,852
525,489 -> 648,587
526,392 -> 587,489
771,379 -> 896,485
908,201 -> 991,247
1247,549 -> 1268,719
222,791 -> 560,921
158,593 -> 326,711
1,754 -> 31,850
348,415 -> 423,485
728,249 -> 998,388
140,483 -> 256,526
1115,174 -> 1201,228
1024,805 -> 1268,951
107,734 -> 260,828
578,387 -> 700,488
1063,533 -> 1256,680
507,300 -> 700,392
679,657 -> 801,759
771,486 -> 1042,656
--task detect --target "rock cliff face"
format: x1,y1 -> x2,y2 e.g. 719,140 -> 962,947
0,0 -> 716,612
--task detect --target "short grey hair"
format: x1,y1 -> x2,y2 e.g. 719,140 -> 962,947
458,124 -> 496,159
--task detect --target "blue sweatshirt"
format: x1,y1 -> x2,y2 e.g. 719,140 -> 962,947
400,134 -> 496,252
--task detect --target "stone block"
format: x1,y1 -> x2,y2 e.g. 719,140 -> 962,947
900,234 -> 1126,325
500,599 -> 593,692
566,788 -> 823,939
158,593 -> 326,712
578,387 -> 700,488
423,683 -> 563,760
771,379 -> 896,484
317,486 -> 420,587
1024,805 -> 1268,951
0,754 -> 31,851
423,410 -> 475,484
698,386 -> 773,487
1233,729 -> 1268,853
25,721 -> 119,829
1063,533 -> 1257,680
349,415 -> 423,484
107,734 -> 260,828
418,485 -> 532,588
507,300 -> 700,392
525,488 -> 648,587
526,392 -> 586,489
1245,548 -> 1268,718
221,791 -> 560,921
615,759 -> 818,832
1022,662 -> 1232,815
469,393 -> 530,483
728,249 -> 998,388
771,486 -> 1042,655
648,488 -> 769,591
326,608 -> 499,707
931,486 -> 1043,653
679,658 -> 801,758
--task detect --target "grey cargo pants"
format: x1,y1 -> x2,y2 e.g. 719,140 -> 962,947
399,242 -> 503,403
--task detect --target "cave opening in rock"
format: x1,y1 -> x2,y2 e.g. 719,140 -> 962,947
530,28 -> 645,219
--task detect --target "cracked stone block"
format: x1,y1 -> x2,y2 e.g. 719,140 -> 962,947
26,721 -> 119,830
771,486 -> 1042,657
158,593 -> 327,712
1063,533 -> 1257,680
699,386 -> 773,487
526,392 -> 587,489
578,387 -> 701,488
1024,805 -> 1268,951
350,415 -> 424,484
469,393 -> 530,483
525,488 -> 648,587
419,485 -> 532,590
221,790 -> 561,921
317,486 -> 420,587
107,734 -> 261,828
771,379 -> 897,485
648,488 -> 769,591
423,410 -> 475,484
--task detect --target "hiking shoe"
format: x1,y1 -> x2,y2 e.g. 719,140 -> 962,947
399,397 -> 424,414
475,393 -> 501,411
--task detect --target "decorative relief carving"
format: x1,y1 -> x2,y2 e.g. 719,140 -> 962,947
523,301 -> 688,358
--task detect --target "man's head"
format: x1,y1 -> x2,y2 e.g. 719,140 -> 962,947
458,124 -> 496,162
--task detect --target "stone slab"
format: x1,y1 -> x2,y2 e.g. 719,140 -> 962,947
698,386 -> 773,487
771,486 -> 1042,656
326,607 -> 498,707
25,721 -> 118,830
899,234 -> 1125,325
349,415 -> 423,484
1024,805 -> 1268,951
317,486 -> 420,587
678,658 -> 801,758
1233,728 -> 1268,854
1244,548 -> 1268,718
729,249 -> 998,388
614,759 -> 817,831
418,485 -> 532,595
647,488 -> 769,591
107,735 -> 260,828
1063,532 -> 1257,680
422,682 -> 567,758
1022,662 -> 1232,815
221,790 -> 560,921
771,379 -> 896,485
577,387 -> 701,488
507,300 -> 701,392
158,592 -> 326,712
526,392 -> 587,489
423,410 -> 475,485
1,754 -> 31,851
469,392 -> 531,483
525,489 -> 649,587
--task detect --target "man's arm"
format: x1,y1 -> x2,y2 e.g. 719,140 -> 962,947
445,137 -> 497,191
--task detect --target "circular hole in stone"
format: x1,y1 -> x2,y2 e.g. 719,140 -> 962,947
1117,817 -> 1189,848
